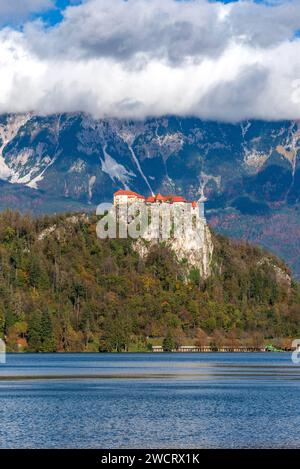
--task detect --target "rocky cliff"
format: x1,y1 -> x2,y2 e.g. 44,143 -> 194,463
1,113 -> 300,276
126,203 -> 213,279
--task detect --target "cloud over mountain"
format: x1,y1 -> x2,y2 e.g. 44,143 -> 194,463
1,0 -> 300,121
0,0 -> 55,25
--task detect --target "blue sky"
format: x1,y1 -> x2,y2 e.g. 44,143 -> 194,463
33,1 -> 83,26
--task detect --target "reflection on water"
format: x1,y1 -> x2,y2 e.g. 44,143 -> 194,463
0,353 -> 300,448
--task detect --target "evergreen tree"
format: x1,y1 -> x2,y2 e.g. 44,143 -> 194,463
40,311 -> 56,352
29,253 -> 49,290
162,331 -> 175,352
28,311 -> 42,351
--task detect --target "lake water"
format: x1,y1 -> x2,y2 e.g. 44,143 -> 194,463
1,352 -> 300,448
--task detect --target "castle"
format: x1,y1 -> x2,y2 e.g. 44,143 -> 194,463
113,190 -> 206,218
112,189 -> 212,279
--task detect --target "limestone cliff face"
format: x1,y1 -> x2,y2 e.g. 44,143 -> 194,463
169,222 -> 213,279
131,205 -> 214,279
257,257 -> 292,289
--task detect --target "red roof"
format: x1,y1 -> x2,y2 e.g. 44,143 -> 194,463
162,195 -> 174,202
192,201 -> 197,208
144,193 -> 188,203
114,190 -> 194,204
171,196 -> 187,203
114,190 -> 145,199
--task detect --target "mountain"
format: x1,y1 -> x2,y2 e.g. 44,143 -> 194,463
1,211 -> 298,352
1,113 -> 300,275
0,179 -> 90,214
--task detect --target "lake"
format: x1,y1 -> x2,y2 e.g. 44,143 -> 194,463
0,352 -> 300,448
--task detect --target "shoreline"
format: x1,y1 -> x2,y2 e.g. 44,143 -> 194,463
2,349 -> 291,354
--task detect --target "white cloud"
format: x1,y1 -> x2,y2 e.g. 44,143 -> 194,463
0,0 -> 300,121
0,0 -> 55,25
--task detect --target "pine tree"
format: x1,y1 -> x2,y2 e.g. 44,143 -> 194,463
28,311 -> 42,351
40,311 -> 56,352
162,331 -> 175,352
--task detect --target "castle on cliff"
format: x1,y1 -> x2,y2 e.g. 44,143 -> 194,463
113,190 -> 206,219
112,189 -> 212,279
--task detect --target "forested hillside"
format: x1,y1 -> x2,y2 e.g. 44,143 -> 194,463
0,210 -> 299,352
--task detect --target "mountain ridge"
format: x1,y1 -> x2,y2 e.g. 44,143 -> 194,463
1,113 -> 300,275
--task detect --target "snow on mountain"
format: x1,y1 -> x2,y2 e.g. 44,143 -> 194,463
1,112 -> 300,275
101,144 -> 136,189
0,114 -> 300,208
0,113 -> 31,180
